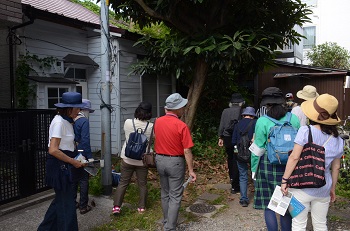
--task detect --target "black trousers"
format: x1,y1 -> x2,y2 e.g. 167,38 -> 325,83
223,136 -> 239,190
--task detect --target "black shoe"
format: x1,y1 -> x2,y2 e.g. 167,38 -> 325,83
231,188 -> 240,194
80,205 -> 92,214
239,201 -> 249,207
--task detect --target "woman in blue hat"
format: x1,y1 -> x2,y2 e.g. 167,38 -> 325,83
38,92 -> 86,231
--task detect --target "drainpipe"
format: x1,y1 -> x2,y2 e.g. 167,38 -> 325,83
9,15 -> 35,108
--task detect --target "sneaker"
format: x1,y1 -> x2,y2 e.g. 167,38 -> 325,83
137,208 -> 146,214
239,201 -> 249,207
80,205 -> 92,214
231,188 -> 240,194
112,205 -> 121,214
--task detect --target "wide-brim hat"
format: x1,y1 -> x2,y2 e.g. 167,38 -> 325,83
260,87 -> 285,106
301,94 -> 340,125
242,106 -> 257,117
297,85 -> 319,101
54,92 -> 85,108
230,93 -> 245,103
81,99 -> 95,113
164,93 -> 188,110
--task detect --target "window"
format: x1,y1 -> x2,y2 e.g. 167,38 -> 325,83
142,74 -> 173,117
303,26 -> 316,49
65,68 -> 87,81
47,87 -> 69,108
301,0 -> 317,7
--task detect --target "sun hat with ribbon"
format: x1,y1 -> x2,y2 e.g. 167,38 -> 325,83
297,85 -> 319,101
81,99 -> 95,113
54,92 -> 85,108
164,93 -> 188,110
301,93 -> 340,125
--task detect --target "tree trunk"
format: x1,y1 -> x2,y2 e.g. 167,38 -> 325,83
185,58 -> 208,131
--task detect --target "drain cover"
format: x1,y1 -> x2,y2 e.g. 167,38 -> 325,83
189,203 -> 216,213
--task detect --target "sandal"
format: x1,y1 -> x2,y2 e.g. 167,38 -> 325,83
112,205 -> 121,214
137,208 -> 146,214
80,205 -> 92,214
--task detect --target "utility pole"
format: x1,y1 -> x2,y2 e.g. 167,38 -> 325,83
100,0 -> 112,195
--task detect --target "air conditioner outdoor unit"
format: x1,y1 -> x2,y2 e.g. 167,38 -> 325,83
49,61 -> 65,74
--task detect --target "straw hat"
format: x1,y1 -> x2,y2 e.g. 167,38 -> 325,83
301,94 -> 340,125
297,85 -> 319,101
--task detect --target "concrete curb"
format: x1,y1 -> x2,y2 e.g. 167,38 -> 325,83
0,190 -> 55,217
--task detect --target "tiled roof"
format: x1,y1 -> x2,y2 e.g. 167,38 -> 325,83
22,0 -> 100,25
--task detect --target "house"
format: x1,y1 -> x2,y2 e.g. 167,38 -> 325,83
1,0 -> 174,155
301,0 -> 350,64
0,0 -> 22,108
255,60 -> 350,120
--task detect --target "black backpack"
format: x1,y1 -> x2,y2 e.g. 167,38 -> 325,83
237,120 -> 254,163
125,119 -> 149,160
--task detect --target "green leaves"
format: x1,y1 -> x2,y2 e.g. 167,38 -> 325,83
306,42 -> 350,69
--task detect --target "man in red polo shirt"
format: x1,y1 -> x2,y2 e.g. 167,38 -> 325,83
154,93 -> 196,231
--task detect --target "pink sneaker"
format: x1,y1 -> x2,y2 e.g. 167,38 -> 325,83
112,206 -> 121,214
137,208 -> 146,214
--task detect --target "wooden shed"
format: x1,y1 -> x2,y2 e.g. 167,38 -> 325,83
255,61 -> 350,121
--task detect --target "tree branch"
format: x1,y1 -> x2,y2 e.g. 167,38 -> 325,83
134,0 -> 166,21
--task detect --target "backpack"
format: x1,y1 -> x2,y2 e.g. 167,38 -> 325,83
237,120 -> 254,163
124,119 -> 149,160
263,112 -> 298,164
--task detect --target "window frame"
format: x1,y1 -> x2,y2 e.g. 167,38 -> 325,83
303,26 -> 316,49
45,85 -> 71,109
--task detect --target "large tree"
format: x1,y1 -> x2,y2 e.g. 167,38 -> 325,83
107,0 -> 310,129
306,42 -> 350,69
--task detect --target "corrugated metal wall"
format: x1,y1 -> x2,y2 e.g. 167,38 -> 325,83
257,64 -> 347,120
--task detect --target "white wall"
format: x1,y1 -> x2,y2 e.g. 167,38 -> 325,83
303,0 -> 350,64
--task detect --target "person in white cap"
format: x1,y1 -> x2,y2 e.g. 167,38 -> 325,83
73,99 -> 95,215
154,93 -> 196,231
291,85 -> 319,126
285,93 -> 297,112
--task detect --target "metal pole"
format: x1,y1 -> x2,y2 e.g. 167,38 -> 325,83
100,0 -> 112,195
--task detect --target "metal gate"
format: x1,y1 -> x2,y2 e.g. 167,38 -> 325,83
0,109 -> 56,205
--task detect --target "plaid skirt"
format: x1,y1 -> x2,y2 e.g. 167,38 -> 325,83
253,153 -> 286,209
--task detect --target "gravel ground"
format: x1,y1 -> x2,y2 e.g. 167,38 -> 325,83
177,192 -> 267,231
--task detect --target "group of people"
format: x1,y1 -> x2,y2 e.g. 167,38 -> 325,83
38,92 -> 196,231
112,93 -> 196,231
219,85 -> 343,231
38,86 -> 342,231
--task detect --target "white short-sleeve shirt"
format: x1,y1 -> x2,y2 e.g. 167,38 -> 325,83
48,115 -> 75,151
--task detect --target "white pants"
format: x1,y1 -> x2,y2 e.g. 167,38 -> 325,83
289,188 -> 330,231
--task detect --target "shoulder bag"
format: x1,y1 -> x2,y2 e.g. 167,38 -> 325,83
288,125 -> 331,188
142,119 -> 157,168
